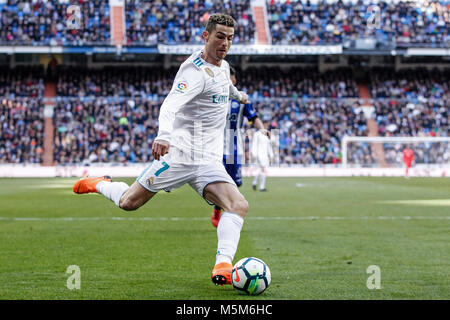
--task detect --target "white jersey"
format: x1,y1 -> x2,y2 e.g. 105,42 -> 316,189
156,50 -> 242,164
251,130 -> 273,167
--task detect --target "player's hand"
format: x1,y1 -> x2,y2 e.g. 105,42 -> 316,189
152,139 -> 170,161
239,91 -> 249,104
260,129 -> 271,139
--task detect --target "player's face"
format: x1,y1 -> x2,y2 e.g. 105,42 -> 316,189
203,24 -> 234,63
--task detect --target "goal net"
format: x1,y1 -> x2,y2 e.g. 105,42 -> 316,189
342,136 -> 450,169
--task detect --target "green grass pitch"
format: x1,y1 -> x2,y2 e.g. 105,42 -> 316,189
0,177 -> 448,299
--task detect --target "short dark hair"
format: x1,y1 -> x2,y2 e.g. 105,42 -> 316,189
205,13 -> 236,33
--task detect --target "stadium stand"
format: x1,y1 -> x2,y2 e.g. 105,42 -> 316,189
0,66 -> 45,97
124,0 -> 256,45
0,0 -> 448,170
1,0 -> 447,46
266,0 -> 449,46
52,97 -> 160,164
55,66 -> 176,98
0,0 -> 111,45
1,65 -> 448,166
0,97 -> 44,163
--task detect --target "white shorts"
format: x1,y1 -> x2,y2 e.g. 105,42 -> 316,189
136,152 -> 236,204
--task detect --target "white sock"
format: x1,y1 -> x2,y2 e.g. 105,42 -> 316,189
260,173 -> 266,190
96,181 -> 129,208
215,211 -> 244,265
257,172 -> 263,188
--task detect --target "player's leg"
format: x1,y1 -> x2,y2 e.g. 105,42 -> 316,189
73,175 -> 156,211
212,204 -> 222,228
405,162 -> 411,179
252,170 -> 258,190
253,165 -> 264,191
116,181 -> 157,211
74,155 -> 182,211
204,181 -> 248,285
211,158 -> 242,228
211,157 -> 228,228
190,162 -> 248,285
259,167 -> 267,191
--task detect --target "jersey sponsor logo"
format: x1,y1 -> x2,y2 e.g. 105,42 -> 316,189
176,81 -> 188,92
212,94 -> 228,104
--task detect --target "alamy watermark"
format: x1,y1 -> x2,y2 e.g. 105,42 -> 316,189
366,5 -> 381,30
66,5 -> 82,30
66,265 -> 81,290
366,265 -> 381,290
167,123 -> 280,166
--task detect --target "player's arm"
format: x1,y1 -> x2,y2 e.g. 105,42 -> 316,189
267,136 -> 274,163
246,103 -> 270,139
153,64 -> 204,160
229,83 -> 248,104
252,117 -> 270,139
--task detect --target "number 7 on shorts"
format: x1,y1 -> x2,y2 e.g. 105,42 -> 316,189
155,161 -> 170,176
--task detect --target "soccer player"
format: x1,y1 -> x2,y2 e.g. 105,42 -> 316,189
211,66 -> 268,228
251,122 -> 274,191
73,14 -> 249,286
403,146 -> 414,179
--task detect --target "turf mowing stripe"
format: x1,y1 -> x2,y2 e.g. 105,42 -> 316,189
0,216 -> 448,221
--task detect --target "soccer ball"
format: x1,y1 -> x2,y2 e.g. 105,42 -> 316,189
231,257 -> 271,295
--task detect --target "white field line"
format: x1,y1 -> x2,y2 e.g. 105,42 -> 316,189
0,216 -> 448,221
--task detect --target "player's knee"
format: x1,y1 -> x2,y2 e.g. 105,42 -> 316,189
229,198 -> 248,217
119,197 -> 139,211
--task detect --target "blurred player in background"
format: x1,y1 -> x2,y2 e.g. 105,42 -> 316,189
211,66 -> 268,228
73,14 -> 249,286
251,122 -> 274,191
403,146 -> 414,179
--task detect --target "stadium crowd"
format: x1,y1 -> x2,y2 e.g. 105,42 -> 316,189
54,66 -> 359,99
52,97 -> 161,165
0,0 -> 111,45
0,0 -> 448,46
0,97 -> 44,164
375,98 -> 449,166
50,97 -> 367,165
125,0 -> 255,45
255,99 -> 368,165
240,67 -> 359,99
267,0 -> 449,46
55,66 -> 176,98
0,66 -> 45,98
375,99 -> 448,138
0,65 -> 448,166
369,68 -> 449,100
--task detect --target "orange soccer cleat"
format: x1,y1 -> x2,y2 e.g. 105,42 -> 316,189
211,262 -> 233,286
211,208 -> 222,228
73,176 -> 112,194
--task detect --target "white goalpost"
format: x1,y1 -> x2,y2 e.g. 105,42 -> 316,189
341,136 -> 450,171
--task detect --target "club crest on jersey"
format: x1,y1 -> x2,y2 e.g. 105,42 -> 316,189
176,81 -> 188,92
205,67 -> 214,77
212,94 -> 228,104
147,177 -> 154,186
